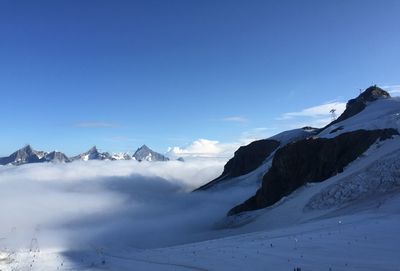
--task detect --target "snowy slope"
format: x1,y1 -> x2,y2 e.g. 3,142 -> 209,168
319,97 -> 400,138
102,205 -> 400,271
3,194 -> 400,271
223,134 -> 400,233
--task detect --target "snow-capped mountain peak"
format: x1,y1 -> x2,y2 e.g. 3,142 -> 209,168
133,145 -> 169,162
45,151 -> 71,163
0,145 -> 67,165
20,144 -> 33,153
87,146 -> 98,153
71,146 -> 112,161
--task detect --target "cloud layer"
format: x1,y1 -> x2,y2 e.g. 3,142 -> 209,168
167,139 -> 239,159
0,159 -> 255,251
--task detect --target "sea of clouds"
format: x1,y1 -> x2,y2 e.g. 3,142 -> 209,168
0,159 -> 256,252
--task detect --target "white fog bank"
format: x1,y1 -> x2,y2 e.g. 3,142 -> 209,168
0,159 -> 255,251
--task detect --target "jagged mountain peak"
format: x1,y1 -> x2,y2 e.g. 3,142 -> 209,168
45,151 -> 70,163
87,146 -> 98,153
137,144 -> 150,151
21,144 -> 32,149
134,144 -> 151,153
19,144 -> 34,153
0,144 -> 46,165
133,145 -> 169,162
71,145 -> 111,161
15,144 -> 40,158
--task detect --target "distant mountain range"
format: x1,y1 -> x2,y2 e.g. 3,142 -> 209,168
0,144 -> 175,166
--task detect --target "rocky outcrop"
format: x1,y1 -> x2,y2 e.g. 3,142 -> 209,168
327,86 -> 390,128
228,128 -> 398,215
195,139 -> 280,191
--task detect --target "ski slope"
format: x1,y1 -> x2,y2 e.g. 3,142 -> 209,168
2,195 -> 400,271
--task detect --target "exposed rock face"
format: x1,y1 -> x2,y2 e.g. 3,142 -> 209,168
0,145 -> 71,165
71,146 -> 112,161
195,139 -> 280,191
133,145 -> 169,162
328,86 -> 390,127
0,145 -> 46,165
228,128 -> 398,215
45,151 -> 71,163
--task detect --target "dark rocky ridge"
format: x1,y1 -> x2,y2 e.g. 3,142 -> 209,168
195,139 -> 280,191
228,128 -> 398,215
326,86 -> 390,128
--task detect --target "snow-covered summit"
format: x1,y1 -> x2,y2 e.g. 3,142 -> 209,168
318,96 -> 400,138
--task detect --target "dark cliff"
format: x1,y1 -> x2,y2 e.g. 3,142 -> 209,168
195,139 -> 280,191
228,128 -> 398,215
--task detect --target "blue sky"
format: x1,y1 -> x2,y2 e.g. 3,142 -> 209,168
1,0 -> 399,156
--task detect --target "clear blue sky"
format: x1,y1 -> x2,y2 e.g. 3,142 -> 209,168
1,0 -> 399,156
